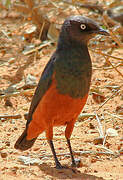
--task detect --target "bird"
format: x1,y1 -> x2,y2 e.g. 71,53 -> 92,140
14,15 -> 109,169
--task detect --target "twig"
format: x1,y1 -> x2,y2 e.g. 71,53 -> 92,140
104,55 -> 123,78
101,46 -> 123,77
0,89 -> 34,99
74,150 -> 116,156
103,63 -> 123,70
103,13 -> 123,47
38,136 -> 93,141
39,21 -> 45,41
38,150 -> 116,159
94,112 -> 104,137
102,113 -> 107,146
97,90 -> 120,111
48,0 -> 59,8
0,114 -> 22,119
78,113 -> 95,120
95,145 -> 115,154
103,134 -> 107,146
1,30 -> 11,40
92,47 -> 123,77
105,112 -> 123,120
90,44 -> 117,50
90,49 -> 123,61
93,63 -> 123,70
23,40 -> 53,55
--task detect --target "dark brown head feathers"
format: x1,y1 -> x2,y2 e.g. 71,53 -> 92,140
59,15 -> 109,44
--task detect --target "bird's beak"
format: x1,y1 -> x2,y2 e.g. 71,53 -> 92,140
97,28 -> 110,36
92,28 -> 109,36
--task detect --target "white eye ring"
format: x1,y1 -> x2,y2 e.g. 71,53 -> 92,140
80,24 -> 86,30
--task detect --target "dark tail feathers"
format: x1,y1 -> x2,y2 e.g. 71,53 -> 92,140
14,129 -> 37,151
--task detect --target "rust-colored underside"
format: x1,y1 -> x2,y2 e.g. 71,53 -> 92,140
27,79 -> 88,140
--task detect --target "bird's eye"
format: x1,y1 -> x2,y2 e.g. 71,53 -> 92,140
80,24 -> 86,30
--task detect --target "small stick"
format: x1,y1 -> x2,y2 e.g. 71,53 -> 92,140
38,136 -> 94,141
103,133 -> 107,146
38,150 -> 116,159
1,30 -> 11,40
19,150 -> 118,165
0,114 -> 22,119
0,89 -> 34,99
78,113 -> 95,120
93,63 -> 123,70
103,13 -> 123,47
97,90 -> 120,111
102,113 -> 107,146
90,49 -> 123,61
23,41 -> 53,55
104,56 -> 123,78
48,0 -> 59,8
105,112 -> 123,120
95,145 -> 114,154
90,44 -> 117,50
103,63 -> 123,70
39,21 -> 46,41
94,112 -> 104,137
74,150 -> 115,156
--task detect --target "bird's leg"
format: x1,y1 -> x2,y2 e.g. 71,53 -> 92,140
46,125 -> 63,169
66,138 -> 76,167
48,140 -> 63,169
65,120 -> 78,167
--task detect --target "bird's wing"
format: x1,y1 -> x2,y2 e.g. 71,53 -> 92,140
26,53 -> 56,126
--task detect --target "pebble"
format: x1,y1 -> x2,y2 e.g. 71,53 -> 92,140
8,57 -> 15,64
5,141 -> 10,146
106,128 -> 118,137
93,137 -> 104,145
1,151 -> 8,158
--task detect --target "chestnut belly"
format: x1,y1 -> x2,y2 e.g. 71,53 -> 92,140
27,79 -> 88,139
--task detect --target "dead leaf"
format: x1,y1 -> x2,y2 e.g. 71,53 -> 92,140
116,105 -> 123,115
93,137 -> 104,145
23,25 -> 37,41
18,155 -> 42,165
92,92 -> 105,104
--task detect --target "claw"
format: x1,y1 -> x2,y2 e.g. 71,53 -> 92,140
55,163 -> 64,169
71,158 -> 81,168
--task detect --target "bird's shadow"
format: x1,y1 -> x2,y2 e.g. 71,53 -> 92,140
37,163 -> 104,180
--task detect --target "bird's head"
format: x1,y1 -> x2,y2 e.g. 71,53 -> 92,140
59,15 -> 109,46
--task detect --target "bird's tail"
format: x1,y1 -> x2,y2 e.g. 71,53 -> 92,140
14,129 -> 37,151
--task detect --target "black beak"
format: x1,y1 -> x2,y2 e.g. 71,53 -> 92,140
92,28 -> 109,36
97,28 -> 110,36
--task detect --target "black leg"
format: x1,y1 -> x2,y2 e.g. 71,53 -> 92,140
48,140 -> 63,169
66,138 -> 76,167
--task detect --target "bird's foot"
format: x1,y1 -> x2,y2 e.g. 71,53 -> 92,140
71,158 -> 81,168
55,162 -> 69,169
55,162 -> 64,169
